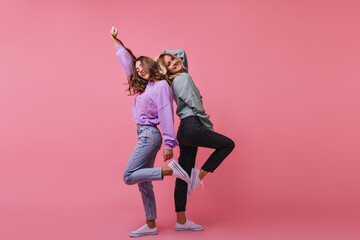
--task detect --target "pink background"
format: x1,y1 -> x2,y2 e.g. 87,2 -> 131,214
1,0 -> 360,239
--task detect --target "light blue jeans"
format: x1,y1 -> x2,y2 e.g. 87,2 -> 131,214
123,124 -> 163,220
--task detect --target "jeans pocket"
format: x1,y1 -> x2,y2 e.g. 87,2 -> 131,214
138,127 -> 151,144
150,129 -> 162,148
138,127 -> 162,149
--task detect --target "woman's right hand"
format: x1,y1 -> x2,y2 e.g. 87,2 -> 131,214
109,26 -> 135,59
111,26 -> 118,38
163,149 -> 173,161
110,26 -> 121,47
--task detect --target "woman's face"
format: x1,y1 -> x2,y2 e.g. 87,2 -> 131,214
135,60 -> 150,80
163,55 -> 182,74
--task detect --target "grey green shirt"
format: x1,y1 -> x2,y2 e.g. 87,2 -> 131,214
165,50 -> 214,131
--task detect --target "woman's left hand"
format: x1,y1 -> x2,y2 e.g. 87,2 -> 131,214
163,149 -> 173,161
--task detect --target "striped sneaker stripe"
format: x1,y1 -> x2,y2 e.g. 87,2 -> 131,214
171,161 -> 189,182
190,169 -> 196,195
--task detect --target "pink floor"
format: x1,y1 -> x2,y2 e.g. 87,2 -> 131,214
2,205 -> 359,240
2,181 -> 359,240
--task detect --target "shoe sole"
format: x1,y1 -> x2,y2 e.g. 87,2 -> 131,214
175,227 -> 204,231
188,169 -> 196,196
129,232 -> 158,237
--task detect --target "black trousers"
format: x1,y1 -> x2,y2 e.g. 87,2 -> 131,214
174,116 -> 235,212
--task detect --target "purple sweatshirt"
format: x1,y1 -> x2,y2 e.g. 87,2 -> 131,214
115,45 -> 178,150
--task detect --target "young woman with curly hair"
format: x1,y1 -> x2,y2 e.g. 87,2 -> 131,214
110,27 -> 190,238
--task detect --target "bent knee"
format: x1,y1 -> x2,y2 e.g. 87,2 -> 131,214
228,139 -> 235,149
123,174 -> 133,185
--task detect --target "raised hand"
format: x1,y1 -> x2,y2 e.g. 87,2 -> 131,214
110,26 -> 136,60
111,26 -> 118,38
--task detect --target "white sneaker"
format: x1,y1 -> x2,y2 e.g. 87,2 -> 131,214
175,219 -> 204,231
187,168 -> 204,196
168,160 -> 191,184
129,224 -> 157,238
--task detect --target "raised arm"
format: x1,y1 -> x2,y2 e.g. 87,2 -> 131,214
110,26 -> 137,76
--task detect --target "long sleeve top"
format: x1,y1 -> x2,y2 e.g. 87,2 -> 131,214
116,45 -> 178,150
164,49 -> 214,131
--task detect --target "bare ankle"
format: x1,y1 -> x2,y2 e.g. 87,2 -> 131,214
161,166 -> 173,176
176,211 -> 186,224
146,220 -> 156,229
199,169 -> 208,180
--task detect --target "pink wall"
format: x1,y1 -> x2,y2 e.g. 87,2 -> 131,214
1,0 -> 360,239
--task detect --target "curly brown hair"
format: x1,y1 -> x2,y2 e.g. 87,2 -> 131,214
127,56 -> 171,95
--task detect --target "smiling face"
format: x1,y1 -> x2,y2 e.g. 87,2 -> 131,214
135,60 -> 150,81
163,55 -> 183,74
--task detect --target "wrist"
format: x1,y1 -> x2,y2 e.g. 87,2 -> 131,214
164,146 -> 173,151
